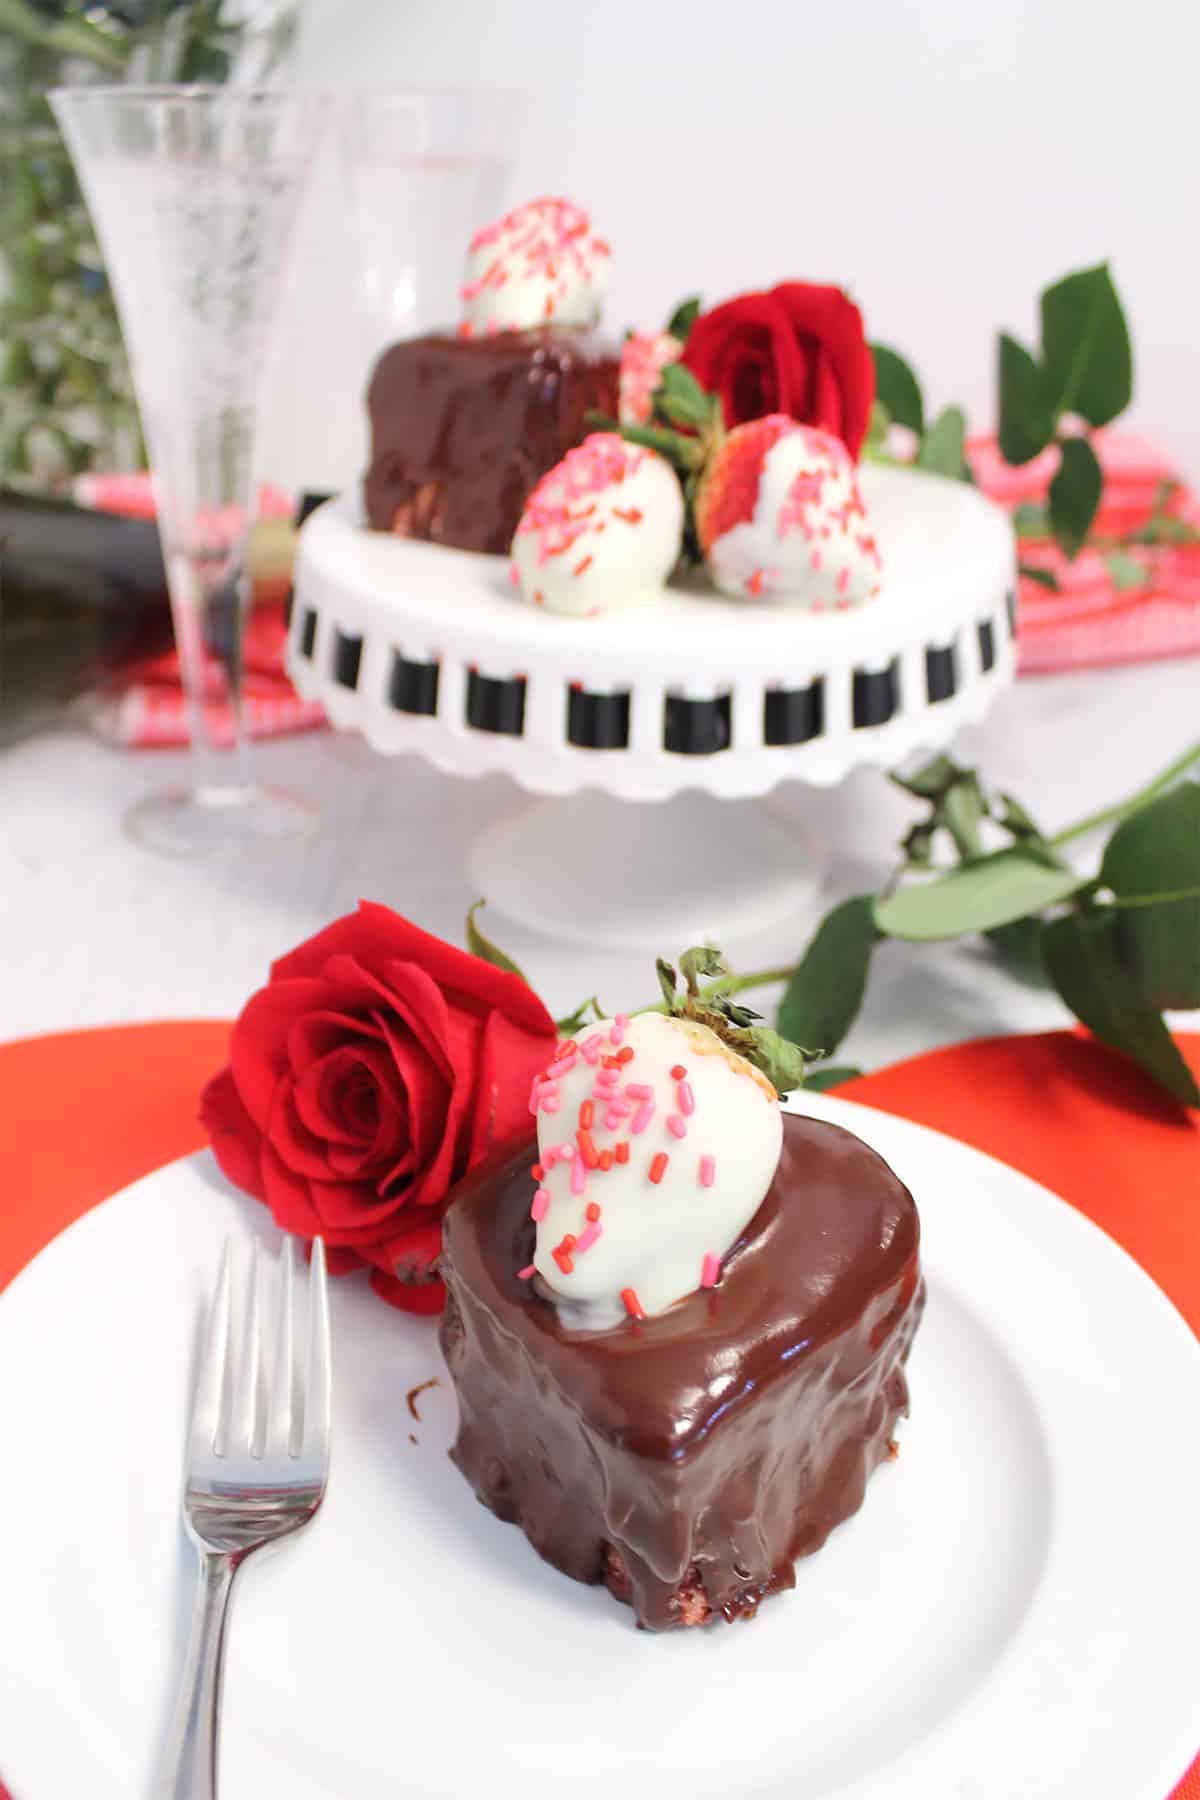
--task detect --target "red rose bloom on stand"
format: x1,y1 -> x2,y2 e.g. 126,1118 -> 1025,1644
201,902 -> 557,1314
681,282 -> 874,459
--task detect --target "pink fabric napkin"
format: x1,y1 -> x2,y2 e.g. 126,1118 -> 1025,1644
968,430 -> 1200,674
77,475 -> 327,748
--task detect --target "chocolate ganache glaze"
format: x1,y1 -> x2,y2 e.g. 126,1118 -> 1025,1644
439,1111 -> 923,1631
364,326 -> 621,555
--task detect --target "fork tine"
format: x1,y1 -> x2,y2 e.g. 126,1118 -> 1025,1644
235,1240 -> 263,1456
303,1237 -> 332,1461
265,1236 -> 295,1461
191,1235 -> 233,1458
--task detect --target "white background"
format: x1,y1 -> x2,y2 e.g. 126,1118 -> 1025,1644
260,0 -> 1200,494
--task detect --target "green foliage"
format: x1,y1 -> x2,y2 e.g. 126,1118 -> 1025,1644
1101,783 -> 1200,1009
776,747 -> 1200,1111
915,405 -> 968,479
666,296 -> 701,342
464,902 -> 526,980
1048,437 -> 1103,556
0,0 -> 295,490
1041,907 -> 1200,1106
802,1064 -> 863,1092
997,333 -> 1053,465
882,262 -> 1135,564
870,344 -> 925,435
778,897 -> 877,1058
1039,263 -> 1133,427
874,849 -> 1086,942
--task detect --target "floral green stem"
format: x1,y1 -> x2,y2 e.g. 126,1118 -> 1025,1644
629,739 -> 1200,1023
1049,740 -> 1200,848
1109,885 -> 1200,908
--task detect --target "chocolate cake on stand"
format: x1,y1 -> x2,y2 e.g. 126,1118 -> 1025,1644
290,196 -> 1017,949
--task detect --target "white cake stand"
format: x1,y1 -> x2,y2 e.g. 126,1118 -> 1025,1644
289,465 -> 1016,948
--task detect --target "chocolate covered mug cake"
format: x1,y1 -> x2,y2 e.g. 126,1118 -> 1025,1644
439,1011 -> 923,1630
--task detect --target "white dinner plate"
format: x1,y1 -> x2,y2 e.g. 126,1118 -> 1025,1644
0,1093 -> 1197,1799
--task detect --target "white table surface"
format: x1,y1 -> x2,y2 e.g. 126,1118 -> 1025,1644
2,653 -> 1196,1067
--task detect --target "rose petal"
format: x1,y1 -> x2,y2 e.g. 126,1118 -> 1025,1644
363,1218 -> 445,1313
809,343 -> 844,444
231,976 -> 336,1129
293,1046 -> 368,1145
271,902 -> 554,1033
286,1008 -> 384,1083
770,282 -> 873,458
467,1008 -> 561,1167
372,1013 -> 448,1165
200,1066 -> 267,1202
324,1243 -> 369,1276
260,1142 -> 326,1239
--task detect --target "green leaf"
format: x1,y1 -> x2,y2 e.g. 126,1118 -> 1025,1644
942,770 -> 987,859
680,945 -> 725,993
656,958 -> 679,1011
1049,436 -> 1103,557
666,296 -> 701,342
1012,501 -> 1050,538
870,344 -> 925,435
1104,550 -> 1146,593
592,416 -> 705,471
864,398 -> 892,453
555,996 -> 602,1037
994,792 -> 1045,842
890,752 -> 968,801
874,847 -> 1088,941
777,896 -> 878,1061
916,405 -> 969,480
803,1064 -> 863,1092
465,901 -> 526,981
656,362 -> 713,430
738,1026 -> 808,1099
1041,908 -> 1199,1107
1039,263 -> 1133,428
997,333 -> 1054,465
45,14 -> 128,70
1019,563 -> 1061,593
1100,781 -> 1200,1008
985,916 -> 1045,967
902,820 -> 937,868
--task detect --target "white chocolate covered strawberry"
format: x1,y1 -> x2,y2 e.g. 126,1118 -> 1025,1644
618,329 -> 682,425
460,197 -> 610,336
522,1012 -> 783,1329
696,414 -> 883,608
510,433 -> 684,618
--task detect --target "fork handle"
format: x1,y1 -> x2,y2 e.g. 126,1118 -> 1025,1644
157,1549 -> 237,1798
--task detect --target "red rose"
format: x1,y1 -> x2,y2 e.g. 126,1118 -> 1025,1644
201,902 -> 556,1313
681,282 -> 874,459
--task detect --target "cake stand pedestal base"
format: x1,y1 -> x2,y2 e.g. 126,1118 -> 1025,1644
468,791 -> 825,951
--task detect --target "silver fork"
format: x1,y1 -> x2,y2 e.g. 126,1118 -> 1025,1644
157,1235 -> 332,1798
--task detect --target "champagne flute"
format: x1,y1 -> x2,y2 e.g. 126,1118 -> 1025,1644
51,85 -> 328,855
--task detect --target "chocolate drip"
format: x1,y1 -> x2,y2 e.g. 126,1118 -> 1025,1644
363,327 -> 621,555
440,1113 -> 923,1630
